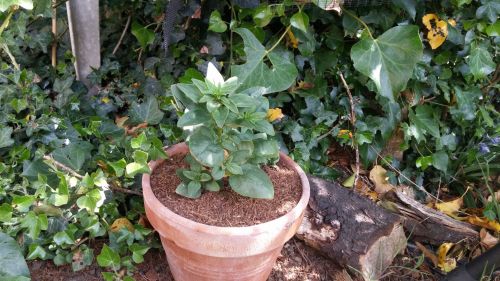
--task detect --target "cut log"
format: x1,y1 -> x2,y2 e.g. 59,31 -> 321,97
296,176 -> 407,280
389,190 -> 478,245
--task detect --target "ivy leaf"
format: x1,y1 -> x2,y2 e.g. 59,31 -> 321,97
0,127 -> 14,149
129,96 -> 164,125
52,141 -> 93,171
409,105 -> 440,138
129,244 -> 150,264
466,45 -> 496,80
432,151 -> 449,173
391,0 -> 417,19
290,12 -> 309,33
0,232 -> 30,280
450,86 -> 482,122
0,0 -> 33,12
20,212 -> 48,240
0,204 -> 12,222
208,11 -> 227,33
131,21 -> 155,48
476,0 -> 500,23
188,127 -> 224,167
350,25 -> 423,102
97,245 -> 120,271
231,28 -> 298,94
253,6 -> 274,27
229,164 -> 273,199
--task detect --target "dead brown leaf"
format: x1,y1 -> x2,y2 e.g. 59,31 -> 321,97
369,165 -> 395,194
480,228 -> 498,249
416,241 -> 438,267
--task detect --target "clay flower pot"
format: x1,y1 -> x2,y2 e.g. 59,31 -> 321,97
142,142 -> 310,281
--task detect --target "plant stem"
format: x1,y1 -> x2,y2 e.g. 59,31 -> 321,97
342,8 -> 374,40
0,9 -> 14,37
112,14 -> 131,55
51,0 -> 57,67
1,43 -> 20,70
266,25 -> 291,55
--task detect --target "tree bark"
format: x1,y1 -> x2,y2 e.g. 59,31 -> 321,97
296,176 -> 407,280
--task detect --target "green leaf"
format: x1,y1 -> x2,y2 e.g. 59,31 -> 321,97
97,245 -> 121,270
476,0 -> 500,23
0,127 -> 14,149
131,21 -> 155,48
290,12 -> 309,33
485,21 -> 500,36
129,96 -> 164,125
450,86 -> 482,122
253,6 -> 274,27
102,272 -> 114,281
205,180 -> 220,192
466,45 -> 496,81
208,10 -> 227,33
129,244 -> 150,264
0,204 -> 12,222
20,212 -> 48,240
109,159 -> 126,177
26,244 -> 48,260
53,231 -> 75,246
188,127 -> 224,167
350,25 -> 423,102
52,141 -> 93,171
76,189 -> 101,213
231,28 -> 298,94
0,232 -> 30,279
432,151 -> 449,173
391,0 -> 416,19
175,182 -> 201,199
12,195 -> 35,212
409,105 -> 440,138
416,156 -> 433,170
177,106 -> 210,127
212,107 -> 229,128
229,164 -> 274,199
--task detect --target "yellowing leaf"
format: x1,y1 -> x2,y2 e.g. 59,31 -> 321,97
110,217 -> 134,233
422,14 -> 439,30
337,130 -> 353,138
467,216 -> 500,232
480,228 -> 498,249
267,108 -> 284,122
287,29 -> 299,49
342,174 -> 355,188
422,13 -> 448,49
369,165 -> 394,194
448,19 -> 457,27
437,243 -> 456,272
101,97 -> 110,104
435,197 -> 463,218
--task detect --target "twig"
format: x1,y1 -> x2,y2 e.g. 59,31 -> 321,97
51,0 -> 57,67
43,155 -> 83,179
43,155 -> 143,196
339,72 -> 360,189
112,15 -> 131,55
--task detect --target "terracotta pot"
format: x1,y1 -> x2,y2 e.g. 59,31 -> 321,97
142,142 -> 310,281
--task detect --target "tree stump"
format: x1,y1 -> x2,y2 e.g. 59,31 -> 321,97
296,176 -> 407,280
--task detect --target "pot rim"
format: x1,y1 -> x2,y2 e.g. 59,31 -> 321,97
142,142 -> 310,236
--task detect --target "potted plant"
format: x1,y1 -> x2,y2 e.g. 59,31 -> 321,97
142,62 -> 310,281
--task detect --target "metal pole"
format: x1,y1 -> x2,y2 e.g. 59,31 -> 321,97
66,0 -> 100,87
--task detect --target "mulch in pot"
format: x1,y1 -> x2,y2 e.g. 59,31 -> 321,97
150,154 -> 302,227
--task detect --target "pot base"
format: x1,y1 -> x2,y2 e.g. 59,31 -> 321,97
161,237 -> 281,281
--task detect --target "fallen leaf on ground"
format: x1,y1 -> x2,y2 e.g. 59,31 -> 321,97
369,165 -> 394,194
487,191 -> 500,202
437,242 -> 456,272
468,216 -> 500,232
110,217 -> 134,232
342,174 -> 355,188
416,241 -> 438,267
480,228 -> 498,249
435,197 -> 463,218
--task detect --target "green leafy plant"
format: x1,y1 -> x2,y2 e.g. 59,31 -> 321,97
172,61 -> 279,199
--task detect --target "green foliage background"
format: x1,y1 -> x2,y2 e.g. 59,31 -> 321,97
0,0 -> 498,279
